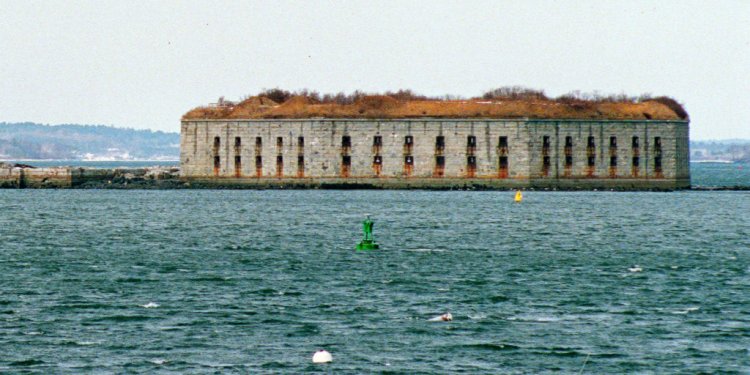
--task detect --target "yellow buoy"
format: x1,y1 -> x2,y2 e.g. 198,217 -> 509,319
514,190 -> 523,203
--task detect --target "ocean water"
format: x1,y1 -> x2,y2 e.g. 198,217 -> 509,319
1,188 -> 748,374
691,161 -> 750,187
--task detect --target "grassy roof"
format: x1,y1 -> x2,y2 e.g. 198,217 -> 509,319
183,88 -> 688,121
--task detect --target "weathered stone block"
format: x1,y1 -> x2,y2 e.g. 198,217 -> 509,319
180,119 -> 690,189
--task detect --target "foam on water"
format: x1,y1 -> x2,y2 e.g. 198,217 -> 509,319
0,188 -> 748,373
672,306 -> 701,314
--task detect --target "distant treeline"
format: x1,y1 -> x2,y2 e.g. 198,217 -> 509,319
691,140 -> 750,161
0,122 -> 179,160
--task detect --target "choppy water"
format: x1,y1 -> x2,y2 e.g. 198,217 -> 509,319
1,189 -> 749,374
691,161 -> 750,187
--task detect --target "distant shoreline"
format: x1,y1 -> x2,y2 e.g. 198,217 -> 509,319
1,159 -> 178,162
690,160 -> 735,164
0,160 -> 179,169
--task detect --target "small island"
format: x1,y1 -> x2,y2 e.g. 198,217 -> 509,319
179,87 -> 691,190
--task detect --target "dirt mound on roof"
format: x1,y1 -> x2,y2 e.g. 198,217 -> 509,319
353,95 -> 402,117
265,96 -> 316,118
226,96 -> 279,118
182,89 -> 687,121
356,95 -> 400,110
238,96 -> 278,107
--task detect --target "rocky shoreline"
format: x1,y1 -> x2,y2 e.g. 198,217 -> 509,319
0,163 -> 182,189
1,163 -> 747,191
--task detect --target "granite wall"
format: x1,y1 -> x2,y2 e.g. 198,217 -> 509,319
179,118 -> 690,189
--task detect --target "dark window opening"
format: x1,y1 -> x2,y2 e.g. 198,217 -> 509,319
632,136 -> 640,148
235,155 -> 241,165
588,156 -> 596,167
499,156 -> 509,168
587,136 -> 596,148
276,137 -> 283,148
436,155 -> 445,166
632,156 -> 640,167
543,156 -> 551,167
213,136 -> 220,149
297,155 -> 304,177
373,135 -> 382,146
298,136 -> 304,147
255,154 -> 263,177
654,137 -> 663,160
234,137 -> 241,147
610,156 -> 617,167
610,136 -> 617,147
565,136 -> 573,147
276,155 -> 283,177
405,135 -> 413,145
214,156 -> 220,168
405,155 -> 414,165
467,135 -> 477,147
255,137 -> 262,147
342,155 -> 351,166
542,135 -> 550,157
467,155 -> 476,166
565,155 -> 573,166
436,136 -> 445,148
342,136 -> 351,147
499,136 -> 508,148
373,155 -> 382,165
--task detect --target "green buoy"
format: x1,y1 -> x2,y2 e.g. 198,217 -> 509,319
356,216 -> 380,251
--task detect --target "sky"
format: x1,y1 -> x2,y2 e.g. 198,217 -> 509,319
1,1 -> 748,139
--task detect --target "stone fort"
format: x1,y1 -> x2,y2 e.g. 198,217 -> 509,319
179,92 -> 690,189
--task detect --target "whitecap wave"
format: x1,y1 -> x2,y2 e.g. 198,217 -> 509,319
672,306 -> 700,314
509,315 -> 560,322
405,248 -> 446,253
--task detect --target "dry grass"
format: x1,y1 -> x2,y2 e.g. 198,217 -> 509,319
183,88 -> 687,121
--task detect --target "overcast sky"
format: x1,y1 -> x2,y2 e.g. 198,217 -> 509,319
1,1 -> 748,139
